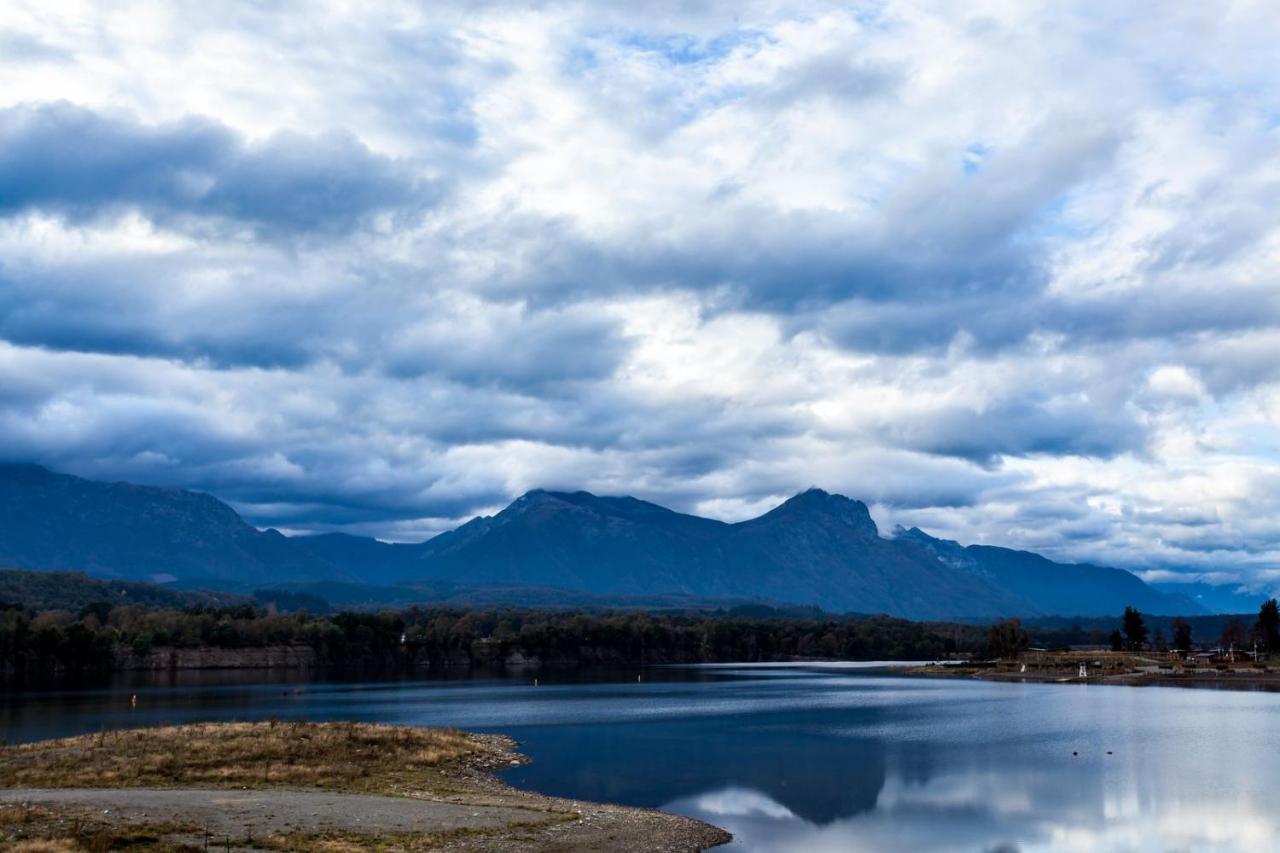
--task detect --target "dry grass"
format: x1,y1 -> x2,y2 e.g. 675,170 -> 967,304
258,821 -> 573,853
0,723 -> 726,852
1,803 -> 198,852
0,722 -> 491,797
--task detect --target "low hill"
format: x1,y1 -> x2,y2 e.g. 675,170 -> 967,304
0,568 -> 247,613
1150,580 -> 1264,615
896,527 -> 1191,618
0,464 -> 345,586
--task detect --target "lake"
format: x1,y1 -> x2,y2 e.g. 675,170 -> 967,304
3,663 -> 1278,852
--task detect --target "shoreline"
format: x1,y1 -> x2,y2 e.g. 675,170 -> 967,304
0,722 -> 731,852
901,657 -> 1280,693
17,656 -> 1280,694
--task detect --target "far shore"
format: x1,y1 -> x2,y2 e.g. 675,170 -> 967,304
900,650 -> 1280,692
0,722 -> 731,852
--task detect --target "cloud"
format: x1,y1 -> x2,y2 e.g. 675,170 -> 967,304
380,299 -> 628,389
0,29 -> 71,63
0,0 -> 1279,583
884,397 -> 1146,464
0,102 -> 431,236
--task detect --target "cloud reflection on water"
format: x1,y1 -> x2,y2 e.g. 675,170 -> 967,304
669,769 -> 1277,852
6,668 -> 1280,851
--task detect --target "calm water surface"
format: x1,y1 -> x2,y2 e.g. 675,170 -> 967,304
3,663 -> 1278,852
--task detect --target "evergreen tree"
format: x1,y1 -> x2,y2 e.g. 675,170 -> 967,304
1171,618 -> 1192,653
1254,599 -> 1280,654
1122,606 -> 1148,651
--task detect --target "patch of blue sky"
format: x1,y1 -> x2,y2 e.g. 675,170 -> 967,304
562,45 -> 598,76
657,90 -> 746,131
1152,69 -> 1272,112
849,1 -> 894,36
613,28 -> 769,66
1218,422 -> 1280,463
1011,192 -> 1092,246
962,143 -> 991,175
560,30 -> 766,82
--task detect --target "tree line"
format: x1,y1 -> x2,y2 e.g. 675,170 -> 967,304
1106,600 -> 1280,654
986,599 -> 1280,659
13,596 -> 1278,675
1,601 -> 1004,675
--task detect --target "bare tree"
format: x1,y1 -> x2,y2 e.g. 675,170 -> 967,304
987,618 -> 1029,660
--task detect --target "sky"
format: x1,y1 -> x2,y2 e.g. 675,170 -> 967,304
2,1 -> 1279,591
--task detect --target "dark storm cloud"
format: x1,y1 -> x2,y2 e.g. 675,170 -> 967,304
0,102 -> 432,235
0,256 -> 348,369
0,251 -> 636,393
0,347 -> 507,527
815,274 -> 1280,361
380,304 -> 629,389
886,397 -> 1146,464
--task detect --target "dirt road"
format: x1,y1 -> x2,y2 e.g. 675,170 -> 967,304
1,787 -> 550,836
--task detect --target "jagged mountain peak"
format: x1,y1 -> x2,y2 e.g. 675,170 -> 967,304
504,489 -> 722,527
513,489 -> 647,511
895,526 -> 961,548
760,488 -> 878,536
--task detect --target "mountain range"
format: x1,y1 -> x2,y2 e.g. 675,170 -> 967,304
0,462 -> 1231,619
